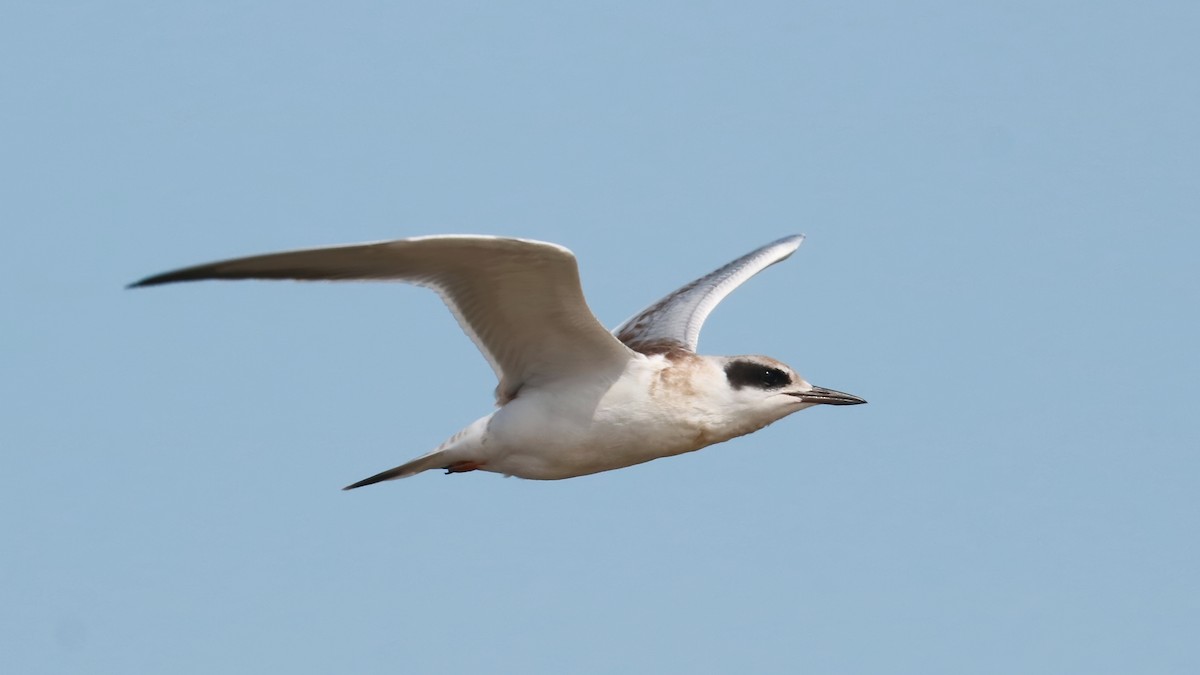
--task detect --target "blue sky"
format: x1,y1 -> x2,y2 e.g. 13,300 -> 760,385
3,1 -> 1198,673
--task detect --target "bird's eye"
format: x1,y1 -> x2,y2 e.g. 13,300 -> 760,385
725,361 -> 792,390
759,368 -> 789,388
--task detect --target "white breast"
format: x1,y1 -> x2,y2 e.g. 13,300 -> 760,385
480,355 -> 728,479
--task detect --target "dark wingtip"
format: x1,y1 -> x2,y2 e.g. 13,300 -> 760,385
126,273 -> 179,289
126,268 -> 215,289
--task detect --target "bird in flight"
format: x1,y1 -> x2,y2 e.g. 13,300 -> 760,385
130,234 -> 865,489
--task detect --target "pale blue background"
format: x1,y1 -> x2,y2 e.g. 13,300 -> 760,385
3,2 -> 1198,673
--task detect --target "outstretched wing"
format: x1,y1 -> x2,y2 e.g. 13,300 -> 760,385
614,235 -> 805,354
131,235 -> 637,403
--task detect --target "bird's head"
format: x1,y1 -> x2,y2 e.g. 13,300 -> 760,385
714,355 -> 866,430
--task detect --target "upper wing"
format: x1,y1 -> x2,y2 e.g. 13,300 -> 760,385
614,235 -> 805,354
130,235 -> 637,403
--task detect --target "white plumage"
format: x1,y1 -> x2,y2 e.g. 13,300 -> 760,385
131,234 -> 865,488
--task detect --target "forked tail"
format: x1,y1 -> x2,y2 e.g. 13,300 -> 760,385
342,450 -> 451,490
343,415 -> 492,490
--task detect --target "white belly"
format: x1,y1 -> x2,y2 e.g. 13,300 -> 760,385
476,361 -> 727,480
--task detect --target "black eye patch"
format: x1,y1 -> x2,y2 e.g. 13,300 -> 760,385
724,361 -> 792,390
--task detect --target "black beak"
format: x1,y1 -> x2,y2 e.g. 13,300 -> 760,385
790,385 -> 867,406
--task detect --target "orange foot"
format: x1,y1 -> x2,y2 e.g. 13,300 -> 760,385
444,460 -> 485,474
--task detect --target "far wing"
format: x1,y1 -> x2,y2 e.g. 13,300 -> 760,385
614,235 -> 805,354
131,235 -> 637,402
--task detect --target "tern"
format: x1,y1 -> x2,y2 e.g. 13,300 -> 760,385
130,234 -> 865,488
